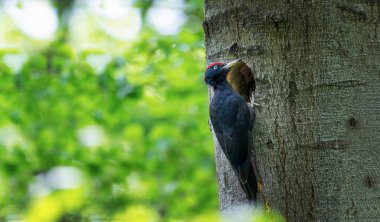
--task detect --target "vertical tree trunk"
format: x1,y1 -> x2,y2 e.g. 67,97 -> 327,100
204,1 -> 380,221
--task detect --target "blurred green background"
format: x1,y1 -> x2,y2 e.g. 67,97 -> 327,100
0,1 -> 285,221
0,0 -> 218,221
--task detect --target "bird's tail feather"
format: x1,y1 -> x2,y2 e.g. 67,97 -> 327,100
237,159 -> 258,202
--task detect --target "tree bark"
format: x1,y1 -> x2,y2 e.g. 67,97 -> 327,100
204,1 -> 380,221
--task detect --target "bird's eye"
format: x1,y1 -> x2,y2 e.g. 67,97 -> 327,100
213,66 -> 218,69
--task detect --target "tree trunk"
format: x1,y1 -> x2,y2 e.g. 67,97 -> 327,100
204,1 -> 380,221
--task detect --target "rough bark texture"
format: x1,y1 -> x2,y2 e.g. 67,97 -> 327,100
204,1 -> 380,221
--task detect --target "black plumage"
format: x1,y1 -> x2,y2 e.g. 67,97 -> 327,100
205,59 -> 257,201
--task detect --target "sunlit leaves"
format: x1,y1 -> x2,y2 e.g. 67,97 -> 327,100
0,0 -> 225,221
0,26 -> 216,222
26,189 -> 85,222
114,205 -> 160,222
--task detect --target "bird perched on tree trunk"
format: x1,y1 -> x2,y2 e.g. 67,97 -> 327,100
205,58 -> 257,201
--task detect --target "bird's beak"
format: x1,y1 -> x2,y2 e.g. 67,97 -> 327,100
222,58 -> 243,72
224,58 -> 242,69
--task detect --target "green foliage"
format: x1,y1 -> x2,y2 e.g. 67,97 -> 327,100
0,0 -> 221,219
0,34 -> 215,220
0,1 -> 286,221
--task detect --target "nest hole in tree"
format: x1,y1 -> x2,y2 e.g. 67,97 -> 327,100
226,60 -> 256,103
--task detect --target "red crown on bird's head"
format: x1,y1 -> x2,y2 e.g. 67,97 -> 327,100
206,62 -> 224,69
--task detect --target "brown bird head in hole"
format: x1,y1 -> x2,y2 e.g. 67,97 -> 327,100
225,59 -> 256,103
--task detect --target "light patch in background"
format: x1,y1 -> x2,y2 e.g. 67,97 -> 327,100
77,125 -> 106,148
97,7 -> 141,41
0,125 -> 27,149
222,204 -> 254,222
92,0 -> 134,19
2,53 -> 28,73
147,0 -> 186,35
85,54 -> 112,74
3,0 -> 58,40
151,0 -> 185,8
0,8 -> 12,48
163,182 -> 177,194
29,166 -> 83,197
126,172 -> 147,198
69,0 -> 141,51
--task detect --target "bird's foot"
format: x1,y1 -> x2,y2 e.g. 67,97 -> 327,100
265,200 -> 271,212
257,179 -> 264,192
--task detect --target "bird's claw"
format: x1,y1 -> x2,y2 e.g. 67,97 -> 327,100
257,179 -> 264,192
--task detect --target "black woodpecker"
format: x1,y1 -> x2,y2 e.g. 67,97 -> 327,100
205,59 -> 257,201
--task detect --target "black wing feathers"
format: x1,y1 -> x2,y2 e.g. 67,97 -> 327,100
210,90 -> 257,201
210,92 -> 250,166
